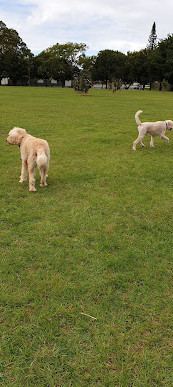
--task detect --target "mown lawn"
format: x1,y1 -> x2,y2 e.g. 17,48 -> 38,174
0,87 -> 173,386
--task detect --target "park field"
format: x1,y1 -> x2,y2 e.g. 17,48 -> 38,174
1,87 -> 173,386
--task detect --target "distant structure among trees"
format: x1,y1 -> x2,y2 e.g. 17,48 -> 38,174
1,20 -> 173,90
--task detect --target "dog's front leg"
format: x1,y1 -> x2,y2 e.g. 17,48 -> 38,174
19,160 -> 27,183
160,134 -> 169,143
150,136 -> 154,148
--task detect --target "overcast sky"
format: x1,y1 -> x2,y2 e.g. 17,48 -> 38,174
1,0 -> 173,56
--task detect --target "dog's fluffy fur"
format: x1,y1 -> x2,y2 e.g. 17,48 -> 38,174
7,127 -> 50,192
133,110 -> 173,150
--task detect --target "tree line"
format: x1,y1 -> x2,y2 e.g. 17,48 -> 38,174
1,20 -> 173,89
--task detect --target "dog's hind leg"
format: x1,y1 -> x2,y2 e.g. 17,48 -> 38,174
19,160 -> 28,183
28,160 -> 36,192
39,165 -> 48,187
133,135 -> 145,151
140,140 -> 145,148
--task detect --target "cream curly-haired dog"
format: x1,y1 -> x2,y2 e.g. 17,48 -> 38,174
133,110 -> 173,150
7,127 -> 50,192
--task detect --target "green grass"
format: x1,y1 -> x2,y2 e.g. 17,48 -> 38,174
1,87 -> 173,386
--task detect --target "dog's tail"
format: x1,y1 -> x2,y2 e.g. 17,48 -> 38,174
135,110 -> 143,126
36,148 -> 48,168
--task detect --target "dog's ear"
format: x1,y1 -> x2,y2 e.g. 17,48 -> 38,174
167,121 -> 173,130
16,128 -> 26,143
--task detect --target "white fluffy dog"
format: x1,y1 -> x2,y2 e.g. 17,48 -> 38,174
133,110 -> 173,150
7,127 -> 50,192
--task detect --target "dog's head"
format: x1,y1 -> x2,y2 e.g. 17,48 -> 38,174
166,120 -> 173,131
6,127 -> 27,145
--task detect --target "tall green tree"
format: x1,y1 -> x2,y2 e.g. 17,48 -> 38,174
148,22 -> 157,50
156,34 -> 173,85
0,21 -> 33,85
126,48 -> 160,88
93,50 -> 126,88
35,42 -> 87,85
126,50 -> 149,84
35,50 -> 54,83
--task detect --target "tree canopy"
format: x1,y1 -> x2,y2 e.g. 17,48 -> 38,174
93,50 -> 126,88
35,42 -> 87,85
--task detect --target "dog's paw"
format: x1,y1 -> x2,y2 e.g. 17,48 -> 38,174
29,187 -> 37,192
40,183 -> 47,187
19,179 -> 26,183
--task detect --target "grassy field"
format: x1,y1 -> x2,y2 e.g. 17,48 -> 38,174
1,87 -> 173,386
